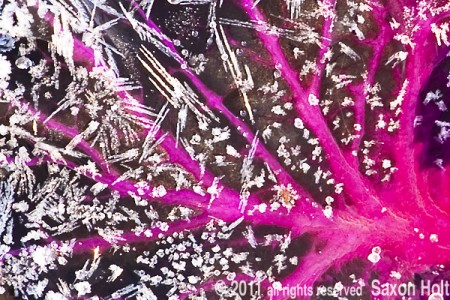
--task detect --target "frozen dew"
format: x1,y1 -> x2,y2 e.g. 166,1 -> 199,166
15,56 -> 32,69
430,234 -> 439,243
323,205 -> 333,219
272,281 -> 282,290
368,246 -> 381,264
429,293 -> 444,300
372,246 -> 381,254
368,252 -> 380,264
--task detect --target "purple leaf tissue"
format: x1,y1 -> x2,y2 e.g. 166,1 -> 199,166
1,0 -> 450,299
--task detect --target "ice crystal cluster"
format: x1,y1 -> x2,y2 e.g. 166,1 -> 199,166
1,0 -> 450,299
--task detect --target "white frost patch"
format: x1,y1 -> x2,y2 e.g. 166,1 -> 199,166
368,252 -> 380,263
339,42 -> 361,61
294,118 -> 304,129
424,90 -> 442,105
272,105 -> 286,116
226,145 -> 240,157
300,161 -> 310,173
334,282 -> 344,294
221,216 -> 244,233
74,281 -> 91,297
431,23 -> 450,47
21,230 -> 48,243
368,246 -> 381,264
272,184 -> 299,212
385,51 -> 408,67
325,196 -> 334,205
308,94 -> 319,106
334,183 -> 344,194
342,97 -> 355,107
390,80 -> 409,115
286,0 -> 303,19
323,205 -> 333,219
271,201 -> 281,211
428,293 -> 444,300
0,55 -> 11,90
389,18 -> 400,30
243,226 -> 257,248
90,182 -> 108,196
32,246 -> 54,269
289,256 -> 298,265
211,127 -> 230,143
430,234 -> 439,243
45,291 -> 66,300
272,281 -> 283,290
52,11 -> 75,69
0,55 -> 11,80
435,121 -> 450,143
188,276 -> 199,284
382,159 -> 391,169
0,3 -> 33,38
152,185 -> 167,198
207,177 -> 223,208
376,114 -> 386,129
107,265 -> 123,282
258,203 -> 267,213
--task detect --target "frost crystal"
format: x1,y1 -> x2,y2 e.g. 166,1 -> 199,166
1,0 -> 450,298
